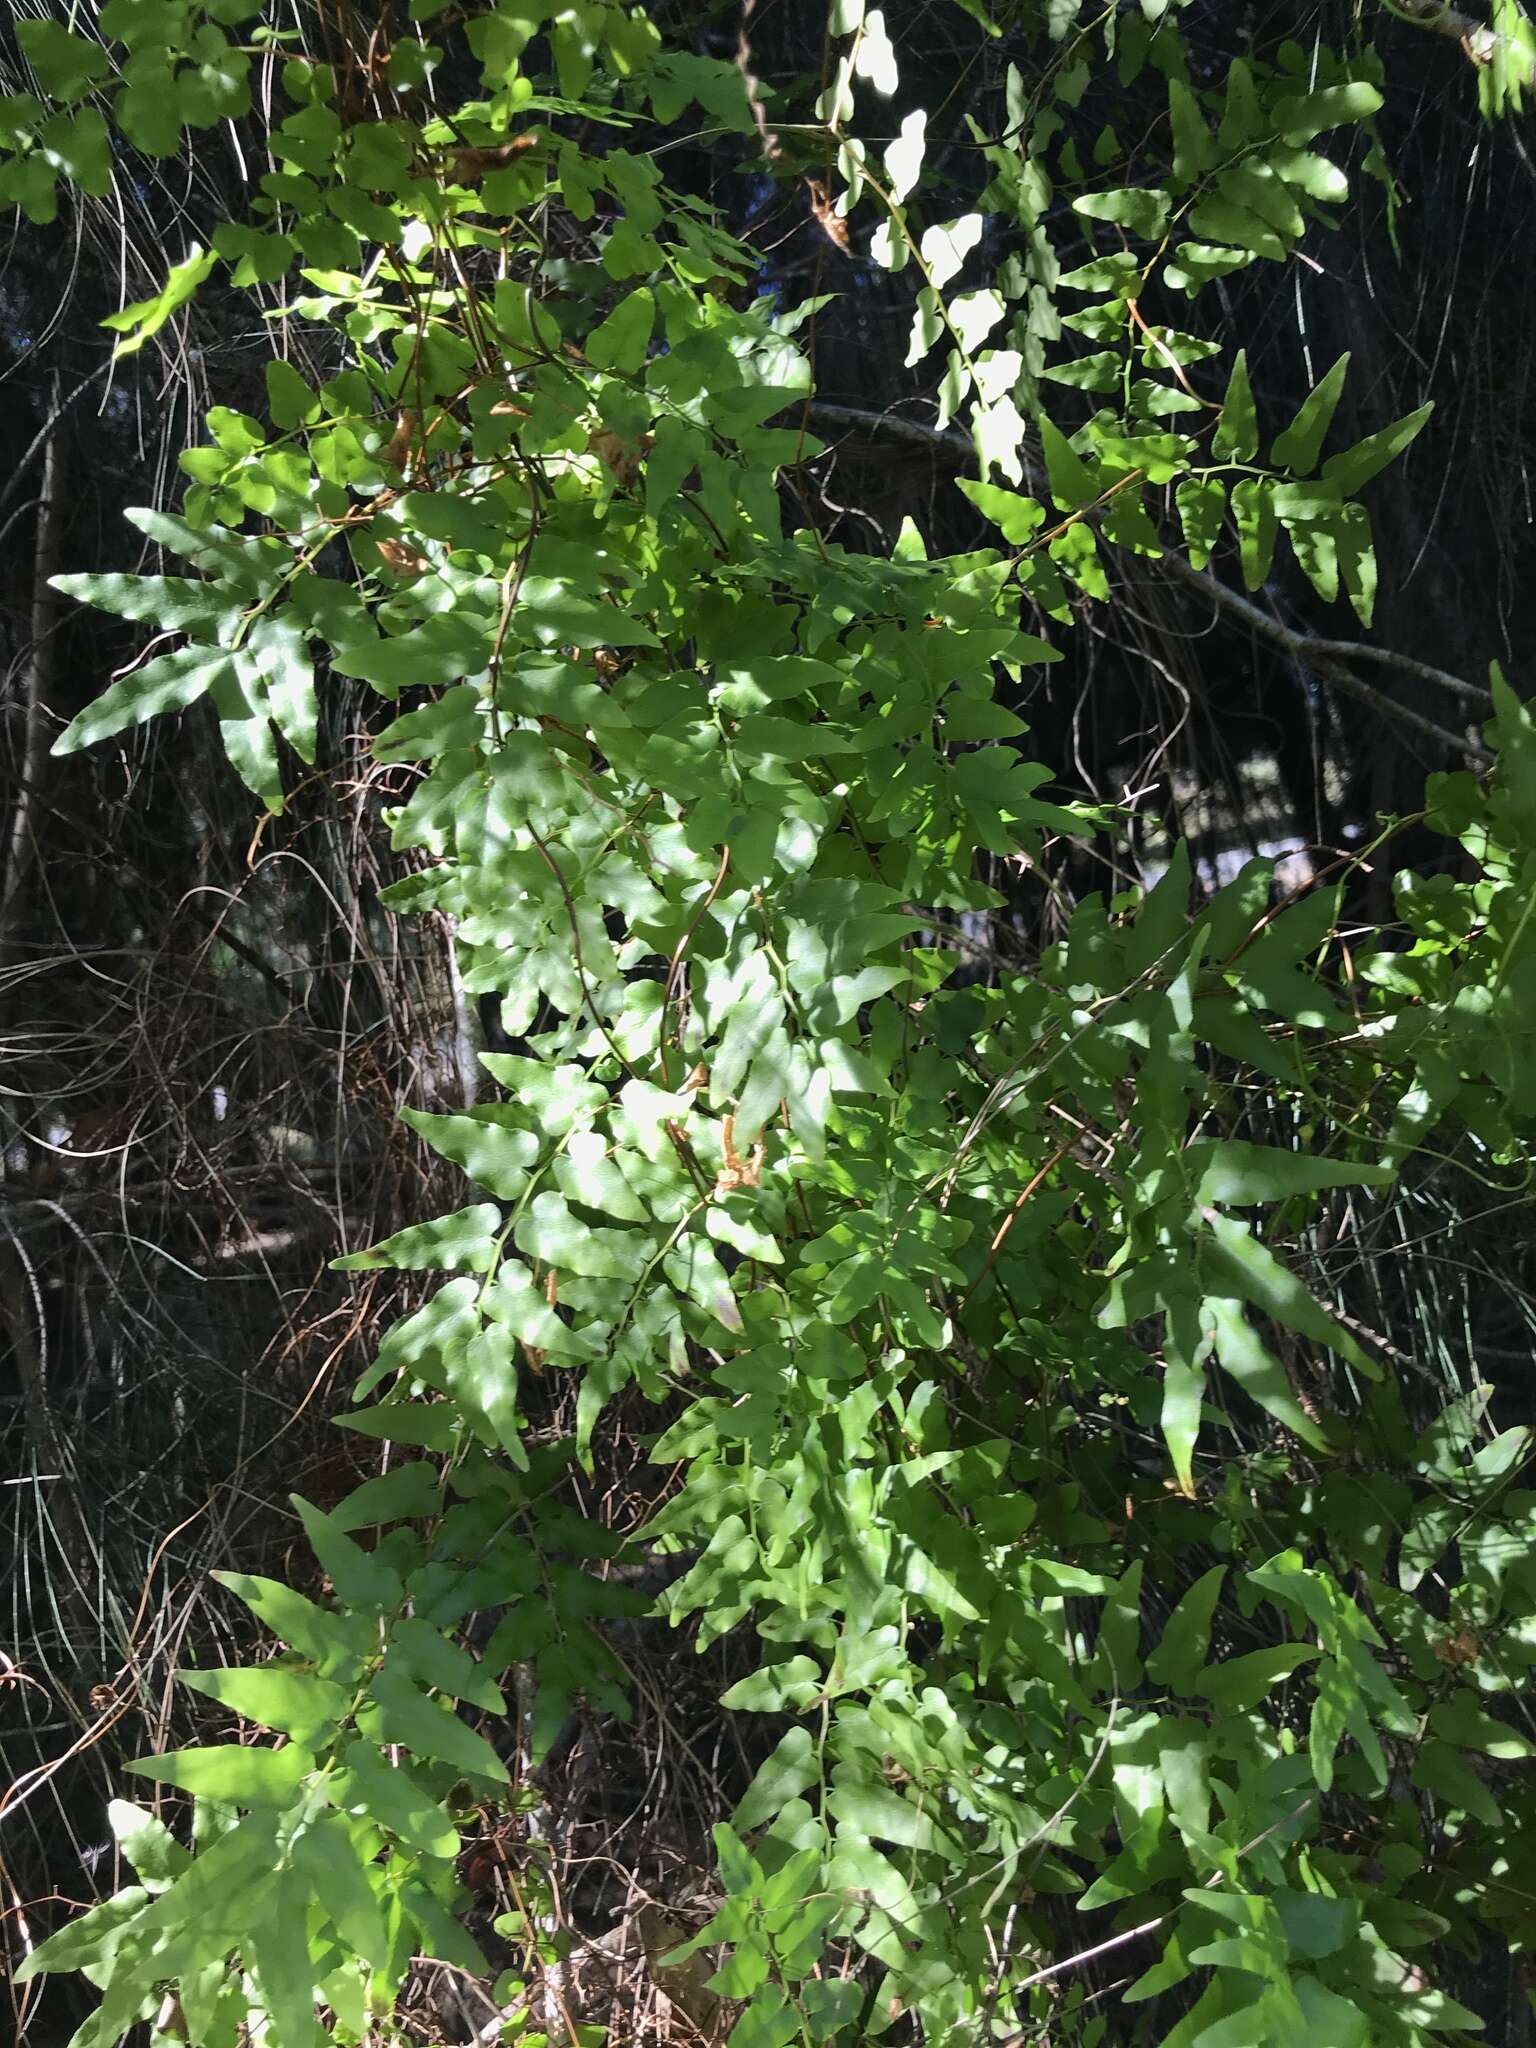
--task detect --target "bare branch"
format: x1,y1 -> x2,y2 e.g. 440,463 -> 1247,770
803,401 -> 977,465
1301,634 -> 1494,709
1388,0 -> 1500,65
1158,554 -> 1493,761
993,1799 -> 1317,2029
791,402 -> 1494,754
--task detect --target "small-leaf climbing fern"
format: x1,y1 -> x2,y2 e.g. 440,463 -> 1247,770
9,2 -> 1536,2045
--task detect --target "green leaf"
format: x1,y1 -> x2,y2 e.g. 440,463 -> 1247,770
212,1572 -> 369,1681
292,1494 -> 405,1614
245,611 -> 317,764
444,1321 -> 525,1462
1125,1927 -> 1193,2005
1334,498 -> 1378,626
1160,1289 -> 1212,1498
1413,1737 -> 1502,1826
101,243 -> 220,356
1268,145 -> 1349,202
1283,506 -> 1340,606
826,1776 -> 958,1858
1221,160 -> 1304,240
587,286 -> 656,374
1057,250 -> 1142,295
124,507 -> 273,584
1205,1297 -> 1332,1452
1039,415 -> 1098,509
12,1887 -> 151,1982
332,1202 -> 504,1272
1073,186 -> 1169,237
333,614 -> 490,695
16,19 -> 110,100
400,1107 -> 540,1200
1168,78 -> 1216,185
290,1816 -> 391,1969
1188,1139 -> 1392,1206
1146,1567 -> 1226,1693
107,1800 -> 191,1893
1195,1643 -> 1319,1711
212,652 -> 285,811
0,93 -> 43,149
1042,350 -> 1121,393
127,1743 -> 314,1804
338,1400 -> 462,1449
364,1664 -> 510,1781
51,570 -> 237,636
735,1726 -> 820,1831
1176,476 -> 1225,569
1210,350 -> 1257,462
1187,194 -> 1285,262
1232,476 -> 1278,588
176,1663 -> 350,1745
721,1657 -> 824,1713
517,1189 -> 648,1280
1216,58 -> 1265,149
1429,1693 -> 1536,1759
37,106 -> 112,195
0,152 -> 59,224
265,357 -> 320,428
1271,352 -> 1350,474
480,1054 -> 609,1134
1199,1213 -> 1378,1377
389,1616 -> 506,1713
956,478 -> 1048,547
1275,82 -> 1384,143
51,643 -> 236,755
1093,1557 -> 1145,1687
1322,403 -> 1433,497
1163,241 -> 1255,295
1276,1891 -> 1357,1961
919,212 -> 983,291
514,576 -> 660,650
885,107 -> 926,205
327,1460 -> 443,1531
332,1737 -> 459,1858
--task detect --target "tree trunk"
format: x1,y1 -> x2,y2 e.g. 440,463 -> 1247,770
1,373 -> 68,965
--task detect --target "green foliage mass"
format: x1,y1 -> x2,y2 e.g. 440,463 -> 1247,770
8,1 -> 1536,2044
